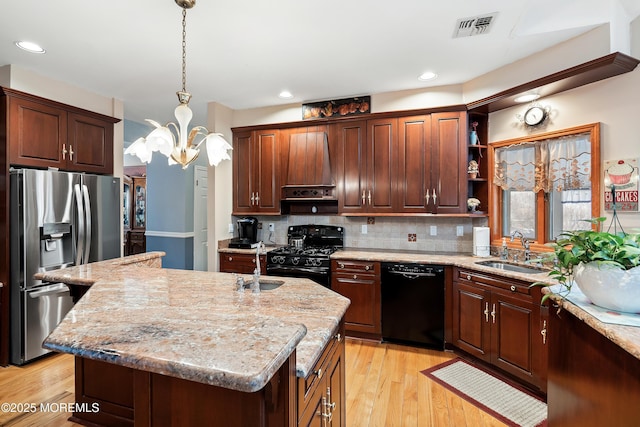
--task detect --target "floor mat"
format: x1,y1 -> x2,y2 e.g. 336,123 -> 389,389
421,358 -> 547,427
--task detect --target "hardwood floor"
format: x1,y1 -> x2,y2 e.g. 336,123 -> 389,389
0,340 -> 507,426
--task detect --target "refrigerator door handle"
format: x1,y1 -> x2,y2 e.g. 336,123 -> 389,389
28,283 -> 70,298
74,184 -> 85,266
82,184 -> 92,263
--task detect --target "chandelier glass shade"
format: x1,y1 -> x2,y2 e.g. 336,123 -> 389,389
125,0 -> 232,169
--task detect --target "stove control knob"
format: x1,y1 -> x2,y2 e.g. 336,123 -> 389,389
292,257 -> 300,265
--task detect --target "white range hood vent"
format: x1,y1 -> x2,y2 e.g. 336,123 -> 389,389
453,12 -> 498,38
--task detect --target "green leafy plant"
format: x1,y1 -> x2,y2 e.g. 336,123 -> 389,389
531,217 -> 640,303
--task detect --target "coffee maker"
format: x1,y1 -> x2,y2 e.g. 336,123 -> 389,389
229,217 -> 259,248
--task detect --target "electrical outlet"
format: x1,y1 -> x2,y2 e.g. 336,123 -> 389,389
430,225 -> 437,236
228,223 -> 234,233
361,224 -> 368,234
268,223 -> 275,232
456,225 -> 464,237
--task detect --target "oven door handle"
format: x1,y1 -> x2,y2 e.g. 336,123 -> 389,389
267,266 -> 328,274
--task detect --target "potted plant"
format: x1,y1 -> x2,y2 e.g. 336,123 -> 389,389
467,160 -> 479,179
467,197 -> 481,213
533,217 -> 640,312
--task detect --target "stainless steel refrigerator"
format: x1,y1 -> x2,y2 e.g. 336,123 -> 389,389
10,168 -> 120,365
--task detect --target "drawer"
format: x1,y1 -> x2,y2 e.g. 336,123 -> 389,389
297,325 -> 342,418
219,254 -> 266,274
456,268 -> 532,295
333,272 -> 376,284
332,260 -> 379,274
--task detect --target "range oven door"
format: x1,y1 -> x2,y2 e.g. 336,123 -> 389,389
266,265 -> 330,288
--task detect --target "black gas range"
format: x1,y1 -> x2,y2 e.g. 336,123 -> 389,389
266,225 -> 344,287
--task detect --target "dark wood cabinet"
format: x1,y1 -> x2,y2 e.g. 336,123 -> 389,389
330,260 -> 381,339
4,88 -> 117,174
298,323 -> 345,427
124,176 -> 146,256
431,112 -> 467,213
452,268 -> 546,391
333,119 -> 396,214
397,115 -> 431,213
547,304 -> 640,426
233,129 -> 280,214
219,252 -> 267,274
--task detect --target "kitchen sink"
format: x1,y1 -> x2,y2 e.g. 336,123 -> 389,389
475,260 -> 549,274
243,279 -> 285,291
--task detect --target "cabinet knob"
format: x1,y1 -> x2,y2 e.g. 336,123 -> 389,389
338,262 -> 344,269
510,285 -> 516,292
466,274 -> 472,280
252,259 -> 256,263
365,265 -> 371,271
353,274 -> 357,280
314,367 -> 323,379
334,333 -> 342,342
228,256 -> 233,261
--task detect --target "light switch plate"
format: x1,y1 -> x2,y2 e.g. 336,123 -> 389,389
456,225 -> 464,236
361,224 -> 368,234
430,225 -> 437,236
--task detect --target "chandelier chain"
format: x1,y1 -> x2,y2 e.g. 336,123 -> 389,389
181,7 -> 187,93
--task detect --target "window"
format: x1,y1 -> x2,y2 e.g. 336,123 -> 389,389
489,123 -> 601,250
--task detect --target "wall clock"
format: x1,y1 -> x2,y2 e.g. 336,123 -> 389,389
523,105 -> 547,126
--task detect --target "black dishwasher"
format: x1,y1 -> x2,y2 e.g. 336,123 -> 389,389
381,263 -> 445,349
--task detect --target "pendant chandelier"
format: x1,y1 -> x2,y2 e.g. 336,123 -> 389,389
125,0 -> 232,169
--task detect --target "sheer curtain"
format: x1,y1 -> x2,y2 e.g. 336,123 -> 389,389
494,132 -> 591,193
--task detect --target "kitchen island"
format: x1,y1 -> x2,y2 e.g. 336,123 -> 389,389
38,253 -> 350,427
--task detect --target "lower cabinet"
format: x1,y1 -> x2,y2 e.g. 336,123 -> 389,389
330,260 -> 381,339
126,231 -> 145,255
452,267 -> 547,392
219,252 -> 267,274
298,322 -> 345,427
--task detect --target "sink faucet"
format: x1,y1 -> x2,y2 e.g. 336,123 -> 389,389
510,230 -> 531,262
252,241 -> 264,293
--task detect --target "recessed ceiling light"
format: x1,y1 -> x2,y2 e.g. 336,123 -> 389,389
514,94 -> 540,103
15,41 -> 46,54
279,90 -> 293,99
418,71 -> 438,81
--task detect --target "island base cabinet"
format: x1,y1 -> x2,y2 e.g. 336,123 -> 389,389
71,353 -> 297,427
548,307 -> 640,426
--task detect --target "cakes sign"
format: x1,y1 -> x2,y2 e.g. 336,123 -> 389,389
604,158 -> 639,211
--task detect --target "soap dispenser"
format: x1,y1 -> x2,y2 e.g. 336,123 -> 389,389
500,238 -> 509,260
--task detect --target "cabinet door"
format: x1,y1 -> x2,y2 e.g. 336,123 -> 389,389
327,339 -> 344,427
332,121 -> 367,213
8,96 -> 67,168
431,112 -> 467,214
254,129 -> 280,212
452,281 -> 491,361
67,113 -> 114,174
491,291 -> 540,386
397,115 -> 431,212
332,273 -> 380,335
232,131 -> 254,213
366,118 -> 397,213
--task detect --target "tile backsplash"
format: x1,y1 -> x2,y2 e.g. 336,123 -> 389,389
233,215 -> 490,254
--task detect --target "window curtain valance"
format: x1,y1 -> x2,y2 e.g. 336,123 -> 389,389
494,132 -> 591,193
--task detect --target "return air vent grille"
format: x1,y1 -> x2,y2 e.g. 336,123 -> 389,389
453,12 -> 498,38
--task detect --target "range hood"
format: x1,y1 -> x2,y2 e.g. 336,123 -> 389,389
281,131 -> 337,214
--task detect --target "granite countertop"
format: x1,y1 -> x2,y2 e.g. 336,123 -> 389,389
38,255 -> 350,393
333,248 -> 640,362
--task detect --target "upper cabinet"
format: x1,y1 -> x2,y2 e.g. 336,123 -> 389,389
232,129 -> 280,214
233,107 -> 473,216
333,119 -> 397,214
4,88 -> 119,174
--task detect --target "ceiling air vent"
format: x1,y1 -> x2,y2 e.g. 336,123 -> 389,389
453,12 -> 498,38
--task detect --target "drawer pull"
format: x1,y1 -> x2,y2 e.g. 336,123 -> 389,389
491,303 -> 496,323
541,320 -> 547,345
484,302 -> 489,322
510,285 -> 516,292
